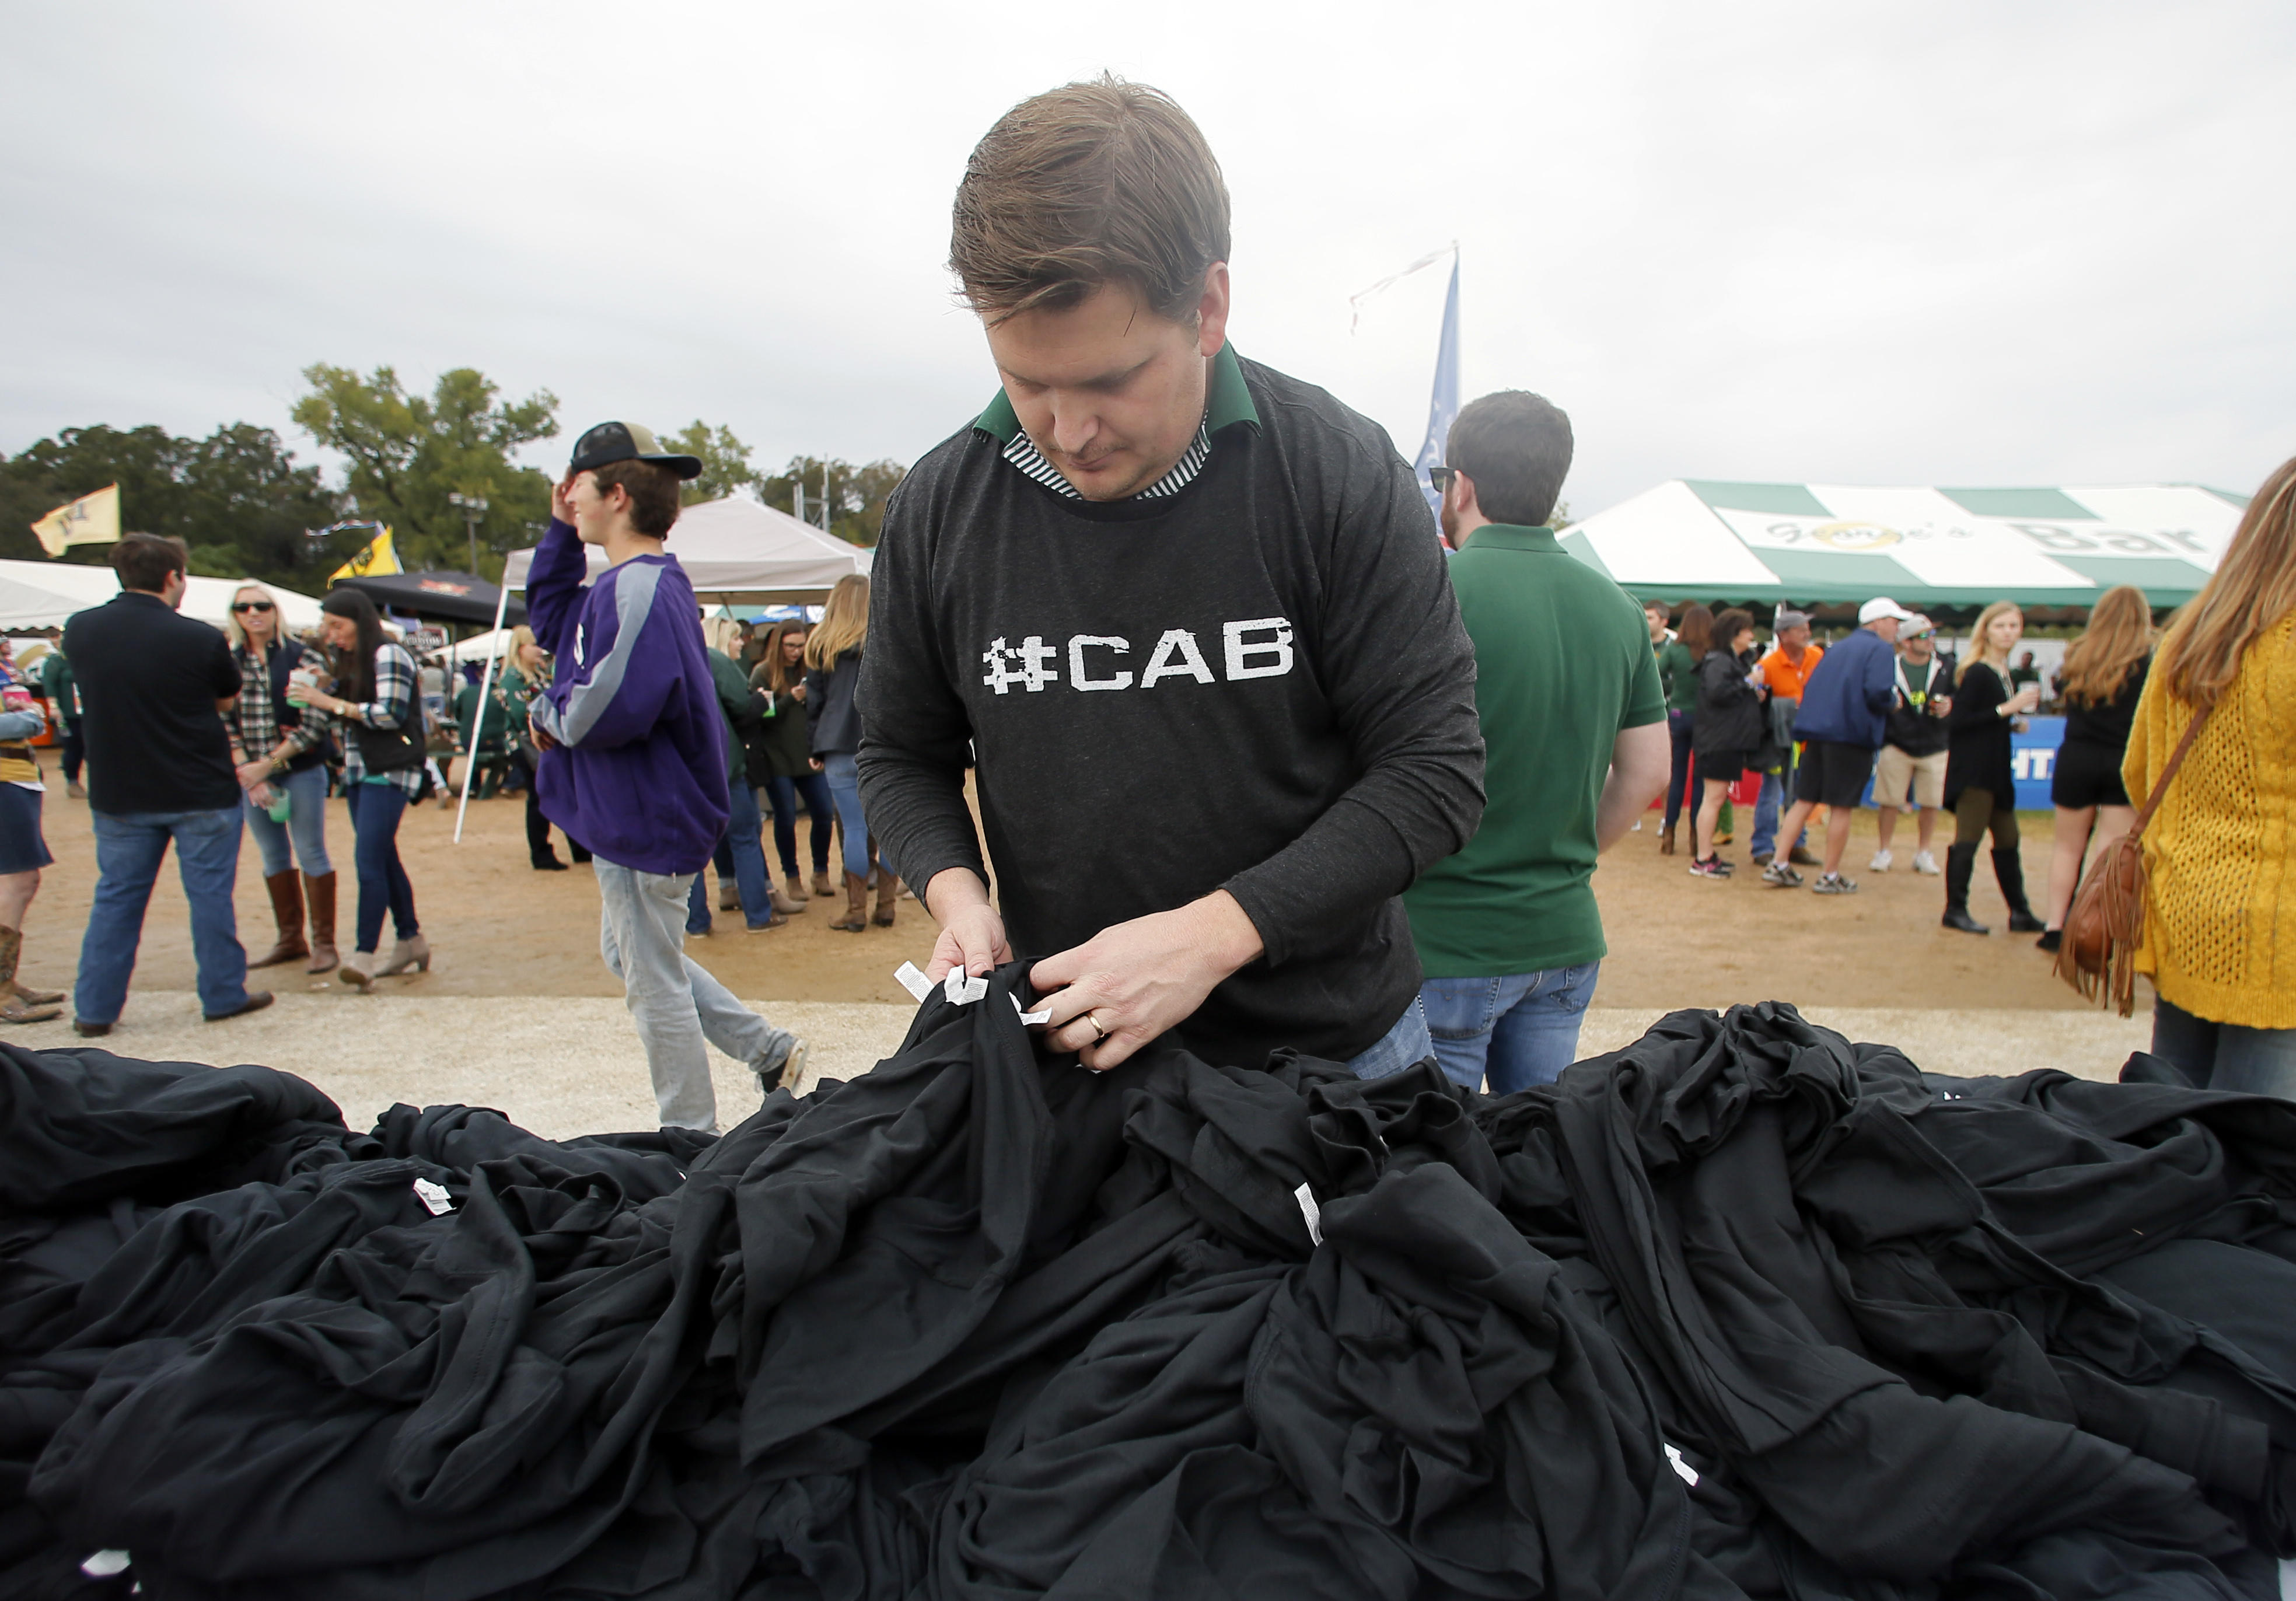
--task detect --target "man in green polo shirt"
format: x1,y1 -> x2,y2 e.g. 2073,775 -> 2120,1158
1404,391 -> 1670,1092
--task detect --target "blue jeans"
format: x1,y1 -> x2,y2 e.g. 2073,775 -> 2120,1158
767,771 -> 834,878
820,752 -> 873,878
1420,962 -> 1601,1095
1664,709 -> 1695,831
345,782 -> 418,953
240,763 -> 333,877
76,807 -> 250,1024
689,772 -> 773,932
2152,997 -> 2296,1100
1752,769 -> 1784,861
1344,997 -> 1437,1081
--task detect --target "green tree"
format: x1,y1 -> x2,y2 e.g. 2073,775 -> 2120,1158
757,456 -> 909,547
291,365 -> 558,578
663,421 -> 762,506
0,422 -> 344,583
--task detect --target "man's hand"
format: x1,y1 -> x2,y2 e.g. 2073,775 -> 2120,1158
1029,891 -> 1264,1072
550,476 -> 576,525
529,724 -> 558,753
922,867 -> 1011,983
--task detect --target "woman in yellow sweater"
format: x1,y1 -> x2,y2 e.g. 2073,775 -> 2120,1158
2124,454 -> 2296,1095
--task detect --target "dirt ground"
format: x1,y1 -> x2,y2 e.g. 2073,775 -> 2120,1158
15,751 -> 943,1008
9,753 -> 2155,1131
16,753 -> 2122,1019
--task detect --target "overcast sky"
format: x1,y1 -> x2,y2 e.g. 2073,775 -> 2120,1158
7,1 -> 2292,515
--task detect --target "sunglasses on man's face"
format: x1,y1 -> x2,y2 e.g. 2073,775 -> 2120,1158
232,602 -> 275,614
1427,467 -> 1458,491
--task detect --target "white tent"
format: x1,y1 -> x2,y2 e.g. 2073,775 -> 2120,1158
0,560 -> 325,633
1558,481 -> 2243,607
427,628 -> 518,665
501,492 -> 872,602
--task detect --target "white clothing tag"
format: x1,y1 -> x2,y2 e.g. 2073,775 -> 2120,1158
82,1551 -> 131,1578
413,1179 -> 453,1216
1664,1443 -> 1700,1487
1012,995 -> 1053,1026
1293,1181 -> 1323,1246
943,971 -> 989,1006
893,962 -> 934,1002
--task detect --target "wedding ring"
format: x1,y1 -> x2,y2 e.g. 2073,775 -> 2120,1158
1084,1012 -> 1109,1041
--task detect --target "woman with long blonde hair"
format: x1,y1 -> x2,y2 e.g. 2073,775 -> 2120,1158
803,574 -> 893,930
2038,585 -> 2152,951
1940,600 -> 2044,934
222,581 -> 340,973
2124,456 -> 2296,1093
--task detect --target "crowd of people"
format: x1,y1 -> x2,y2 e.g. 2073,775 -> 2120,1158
0,75 -> 2287,1118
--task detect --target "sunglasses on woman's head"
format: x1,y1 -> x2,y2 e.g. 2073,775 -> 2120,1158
232,602 -> 275,614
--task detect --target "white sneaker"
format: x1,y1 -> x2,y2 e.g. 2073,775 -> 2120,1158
1913,850 -> 1941,876
1868,849 -> 1893,872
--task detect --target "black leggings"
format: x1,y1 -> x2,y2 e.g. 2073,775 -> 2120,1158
1952,788 -> 2019,850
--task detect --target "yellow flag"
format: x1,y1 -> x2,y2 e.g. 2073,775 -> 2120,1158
30,484 -> 121,557
327,526 -> 401,584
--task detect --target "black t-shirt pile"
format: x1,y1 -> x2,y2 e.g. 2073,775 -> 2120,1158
5,997 -> 2295,1598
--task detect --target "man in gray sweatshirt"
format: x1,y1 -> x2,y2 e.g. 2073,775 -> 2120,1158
858,78 -> 1484,1077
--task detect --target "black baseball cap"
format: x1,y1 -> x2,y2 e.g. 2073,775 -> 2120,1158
568,421 -> 703,481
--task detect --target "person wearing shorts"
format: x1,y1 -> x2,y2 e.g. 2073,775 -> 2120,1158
1760,597 -> 1910,894
0,692 -> 64,1023
1871,616 -> 1952,875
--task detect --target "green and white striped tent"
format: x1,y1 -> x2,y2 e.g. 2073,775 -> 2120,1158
1560,481 -> 2248,607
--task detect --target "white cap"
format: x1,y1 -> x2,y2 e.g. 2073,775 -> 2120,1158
1858,596 -> 1916,624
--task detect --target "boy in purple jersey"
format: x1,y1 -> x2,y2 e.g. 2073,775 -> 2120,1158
529,421 -> 806,1129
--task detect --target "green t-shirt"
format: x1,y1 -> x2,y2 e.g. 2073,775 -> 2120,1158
1655,638 -> 1700,713
1404,524 -> 1666,977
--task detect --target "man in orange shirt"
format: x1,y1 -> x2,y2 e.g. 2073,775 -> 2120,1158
1750,609 -> 1823,866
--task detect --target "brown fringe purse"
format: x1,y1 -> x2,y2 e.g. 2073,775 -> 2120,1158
2054,702 -> 2211,1016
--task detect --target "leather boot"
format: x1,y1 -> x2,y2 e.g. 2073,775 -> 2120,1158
0,926 -> 61,1022
813,868 -> 836,898
831,872 -> 870,932
375,932 -> 433,976
873,874 -> 900,928
1659,819 -> 1678,856
303,871 -> 339,974
1993,848 -> 2045,932
773,873 -> 809,914
1942,844 -> 1990,934
250,871 -> 308,968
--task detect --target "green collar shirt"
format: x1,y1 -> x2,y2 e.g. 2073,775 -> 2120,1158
1403,522 -> 1665,977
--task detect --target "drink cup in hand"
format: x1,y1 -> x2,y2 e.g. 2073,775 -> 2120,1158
286,664 -> 327,706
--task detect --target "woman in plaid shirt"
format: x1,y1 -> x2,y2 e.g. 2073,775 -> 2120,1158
296,589 -> 433,989
223,583 -> 339,974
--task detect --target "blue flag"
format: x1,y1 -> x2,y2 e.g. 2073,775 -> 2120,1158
1411,255 -> 1460,523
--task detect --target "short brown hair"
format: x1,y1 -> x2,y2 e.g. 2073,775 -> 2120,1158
113,532 -> 188,593
586,459 -> 682,539
1447,391 -> 1574,527
950,75 -> 1231,326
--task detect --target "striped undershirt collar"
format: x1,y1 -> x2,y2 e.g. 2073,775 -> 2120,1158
1000,414 -> 1212,501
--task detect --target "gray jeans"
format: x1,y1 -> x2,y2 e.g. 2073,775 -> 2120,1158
594,859 -> 795,1131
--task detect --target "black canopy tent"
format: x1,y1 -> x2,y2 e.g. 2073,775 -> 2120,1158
331,570 -> 527,628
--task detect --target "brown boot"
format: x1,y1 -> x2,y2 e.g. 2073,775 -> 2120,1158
873,874 -> 900,927
772,874 -> 808,915
1660,820 -> 1679,857
250,871 -> 309,968
303,871 -> 339,974
0,926 -> 61,1023
813,868 -> 837,899
830,871 -> 870,932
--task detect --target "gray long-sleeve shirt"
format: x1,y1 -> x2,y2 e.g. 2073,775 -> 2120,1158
857,347 -> 1484,1066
